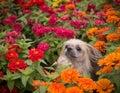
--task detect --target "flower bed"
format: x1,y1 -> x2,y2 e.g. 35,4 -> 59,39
0,0 -> 120,93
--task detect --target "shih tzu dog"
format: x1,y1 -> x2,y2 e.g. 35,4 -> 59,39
57,39 -> 102,80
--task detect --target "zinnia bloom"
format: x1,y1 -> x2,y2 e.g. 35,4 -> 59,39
77,78 -> 96,92
49,15 -> 58,26
65,3 -> 75,11
5,50 -> 18,62
94,41 -> 107,53
8,44 -> 21,52
37,42 -> 50,51
65,86 -> 83,93
86,27 -> 98,38
96,78 -> 114,93
13,23 -> 23,32
0,71 -> 3,78
53,27 -> 74,38
61,68 -> 80,84
48,82 -> 66,93
98,52 -> 120,70
8,59 -> 27,72
94,18 -> 104,27
28,48 -> 44,62
106,33 -> 120,41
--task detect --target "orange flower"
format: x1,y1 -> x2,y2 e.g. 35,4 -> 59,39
96,78 -> 114,93
48,82 -> 66,93
97,27 -> 109,34
105,10 -> 120,16
98,52 -> 120,70
117,27 -> 120,33
65,86 -> 83,93
86,27 -> 98,38
106,33 -> 120,41
32,80 -> 48,90
116,46 -> 120,53
103,4 -> 113,12
61,68 -> 81,84
77,78 -> 96,92
96,66 -> 112,75
106,15 -> 120,23
94,41 -> 107,53
65,3 -> 75,10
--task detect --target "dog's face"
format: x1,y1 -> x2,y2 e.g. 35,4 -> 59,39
64,39 -> 87,61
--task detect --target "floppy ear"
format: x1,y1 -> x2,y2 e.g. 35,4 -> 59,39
57,44 -> 69,66
86,44 -> 102,64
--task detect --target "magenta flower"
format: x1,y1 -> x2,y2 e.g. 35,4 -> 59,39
49,15 -> 58,26
4,31 -> 21,45
37,42 -> 50,51
94,18 -> 104,27
113,0 -> 120,5
87,4 -> 97,13
23,9 -> 32,14
2,18 -> 13,25
70,19 -> 88,29
13,23 -> 23,32
97,11 -> 106,20
53,27 -> 74,38
8,15 -> 17,22
0,71 -> 3,78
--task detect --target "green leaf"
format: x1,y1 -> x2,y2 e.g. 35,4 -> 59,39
21,75 -> 29,87
7,80 -> 14,91
20,67 -> 34,75
11,73 -> 21,80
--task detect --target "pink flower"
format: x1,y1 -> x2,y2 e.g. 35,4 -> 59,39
8,15 -> 17,22
97,11 -> 106,20
2,18 -> 13,25
87,4 -> 97,13
4,31 -> 21,45
49,15 -> 58,26
13,23 -> 23,32
113,0 -> 120,5
53,27 -> 74,38
37,42 -> 50,51
94,18 -> 104,27
23,9 -> 32,14
70,19 -> 88,29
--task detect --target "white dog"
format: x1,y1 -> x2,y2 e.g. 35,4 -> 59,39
57,39 -> 102,80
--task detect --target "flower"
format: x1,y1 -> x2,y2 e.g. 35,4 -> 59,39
94,18 -> 104,27
65,86 -> 83,93
94,41 -> 107,53
0,71 -> 3,78
13,23 -> 23,32
53,27 -> 74,38
28,48 -> 44,62
61,68 -> 80,84
8,44 -> 21,52
77,78 -> 96,92
48,82 -> 66,93
5,50 -> 19,62
113,0 -> 120,5
106,33 -> 120,41
86,27 -> 98,38
96,78 -> 114,93
37,42 -> 50,51
32,80 -> 48,90
98,52 -> 120,70
65,3 -> 75,11
8,59 -> 27,72
49,15 -> 58,26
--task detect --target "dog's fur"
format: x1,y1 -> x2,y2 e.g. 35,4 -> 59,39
57,39 -> 102,80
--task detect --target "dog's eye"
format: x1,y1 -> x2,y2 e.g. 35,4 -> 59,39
65,45 -> 68,49
76,47 -> 81,51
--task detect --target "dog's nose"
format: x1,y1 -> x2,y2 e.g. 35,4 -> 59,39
67,47 -> 72,52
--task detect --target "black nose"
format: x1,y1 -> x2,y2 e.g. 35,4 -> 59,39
67,47 -> 72,52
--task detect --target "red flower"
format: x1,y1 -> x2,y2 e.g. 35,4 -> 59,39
5,50 -> 19,62
0,71 -> 3,77
28,48 -> 44,62
8,59 -> 27,72
37,42 -> 50,51
8,44 -> 21,52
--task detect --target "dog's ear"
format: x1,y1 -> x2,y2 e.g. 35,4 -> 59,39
86,43 -> 102,64
57,44 -> 69,66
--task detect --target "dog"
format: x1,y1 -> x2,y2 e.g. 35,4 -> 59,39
57,39 -> 102,80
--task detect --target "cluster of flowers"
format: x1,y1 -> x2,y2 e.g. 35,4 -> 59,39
32,68 -> 114,93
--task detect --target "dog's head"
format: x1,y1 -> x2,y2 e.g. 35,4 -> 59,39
57,39 -> 102,80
